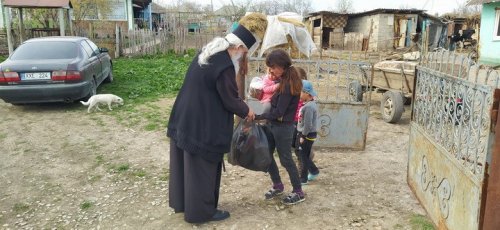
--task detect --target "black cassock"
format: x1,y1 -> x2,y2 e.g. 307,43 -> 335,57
167,51 -> 248,223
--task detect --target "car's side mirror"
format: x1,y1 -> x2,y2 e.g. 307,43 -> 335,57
99,47 -> 109,53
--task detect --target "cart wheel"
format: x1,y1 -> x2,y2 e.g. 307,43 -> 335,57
381,91 -> 404,123
349,80 -> 363,102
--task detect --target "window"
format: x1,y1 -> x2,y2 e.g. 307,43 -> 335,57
80,41 -> 95,58
85,40 -> 100,55
11,41 -> 77,60
495,9 -> 500,40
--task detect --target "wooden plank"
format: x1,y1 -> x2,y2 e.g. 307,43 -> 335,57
482,89 -> 500,230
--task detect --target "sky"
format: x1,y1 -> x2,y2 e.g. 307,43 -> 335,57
155,0 -> 470,15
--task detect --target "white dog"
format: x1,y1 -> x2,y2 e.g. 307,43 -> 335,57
80,94 -> 124,113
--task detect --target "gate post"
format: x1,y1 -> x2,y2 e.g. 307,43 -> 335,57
482,89 -> 500,230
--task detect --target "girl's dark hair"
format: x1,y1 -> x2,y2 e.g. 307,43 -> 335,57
265,49 -> 302,96
296,67 -> 307,80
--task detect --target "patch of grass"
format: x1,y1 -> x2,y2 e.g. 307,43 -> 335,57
410,214 -> 435,230
22,148 -> 32,154
393,223 -> 404,229
13,203 -> 30,213
134,169 -> 147,178
159,174 -> 169,181
0,133 -> 6,139
80,201 -> 93,210
109,163 -> 130,173
117,164 -> 130,172
144,123 -> 158,131
95,53 -> 190,131
95,155 -> 104,164
93,115 -> 106,127
100,53 -> 190,104
15,140 -> 28,145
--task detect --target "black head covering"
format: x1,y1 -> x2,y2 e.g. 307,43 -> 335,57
231,24 -> 257,49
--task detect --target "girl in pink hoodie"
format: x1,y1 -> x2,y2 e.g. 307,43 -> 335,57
260,71 -> 280,113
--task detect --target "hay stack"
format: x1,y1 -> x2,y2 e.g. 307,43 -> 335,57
239,13 -> 268,42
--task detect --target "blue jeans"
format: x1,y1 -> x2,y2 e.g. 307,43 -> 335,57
264,122 -> 302,191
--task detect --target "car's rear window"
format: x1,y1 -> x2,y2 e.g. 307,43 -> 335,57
10,41 -> 78,60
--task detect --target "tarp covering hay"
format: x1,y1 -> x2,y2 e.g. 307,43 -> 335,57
239,12 -> 317,58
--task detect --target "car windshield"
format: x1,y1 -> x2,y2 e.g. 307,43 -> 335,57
10,41 -> 78,60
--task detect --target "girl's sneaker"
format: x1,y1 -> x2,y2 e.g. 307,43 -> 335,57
308,172 -> 319,181
282,192 -> 305,205
264,188 -> 283,200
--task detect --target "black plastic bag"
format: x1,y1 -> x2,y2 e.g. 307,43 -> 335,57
228,120 -> 271,172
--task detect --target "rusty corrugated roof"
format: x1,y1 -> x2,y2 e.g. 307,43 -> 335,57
3,0 -> 72,9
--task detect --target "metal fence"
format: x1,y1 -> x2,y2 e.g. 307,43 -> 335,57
408,50 -> 500,229
247,57 -> 373,149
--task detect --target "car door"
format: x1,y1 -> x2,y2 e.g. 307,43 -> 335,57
84,40 -> 105,84
80,40 -> 100,83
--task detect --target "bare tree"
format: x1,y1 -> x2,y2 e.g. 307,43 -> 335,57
220,0 -> 312,16
452,1 -> 481,17
335,0 -> 354,14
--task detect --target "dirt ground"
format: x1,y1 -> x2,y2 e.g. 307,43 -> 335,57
0,93 -> 427,230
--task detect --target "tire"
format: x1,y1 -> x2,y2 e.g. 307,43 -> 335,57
104,65 -> 113,83
349,80 -> 363,102
83,78 -> 97,101
381,91 -> 404,123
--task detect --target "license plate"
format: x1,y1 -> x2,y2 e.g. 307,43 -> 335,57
22,72 -> 51,80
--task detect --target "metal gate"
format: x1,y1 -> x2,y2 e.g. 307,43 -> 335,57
407,50 -> 500,229
247,57 -> 372,150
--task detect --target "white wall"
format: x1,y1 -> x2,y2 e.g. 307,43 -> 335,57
345,14 -> 380,51
346,13 -> 418,51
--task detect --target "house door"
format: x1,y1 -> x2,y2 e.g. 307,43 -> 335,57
398,19 -> 408,48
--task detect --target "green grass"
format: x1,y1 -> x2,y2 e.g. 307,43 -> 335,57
96,155 -> 104,165
95,52 -> 191,131
80,200 -> 93,210
109,163 -> 130,173
117,163 -> 130,172
99,53 -> 191,104
134,169 -> 147,178
159,173 -> 169,181
410,214 -> 435,230
12,203 -> 30,213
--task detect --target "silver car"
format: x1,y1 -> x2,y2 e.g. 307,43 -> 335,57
0,36 -> 113,104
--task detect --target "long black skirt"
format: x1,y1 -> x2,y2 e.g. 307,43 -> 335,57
168,140 -> 222,223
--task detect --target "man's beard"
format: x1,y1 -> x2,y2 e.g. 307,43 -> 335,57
231,50 -> 246,76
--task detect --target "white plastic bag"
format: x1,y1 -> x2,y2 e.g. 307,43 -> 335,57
248,76 -> 264,100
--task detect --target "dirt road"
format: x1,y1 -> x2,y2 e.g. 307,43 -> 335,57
0,95 -> 427,229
